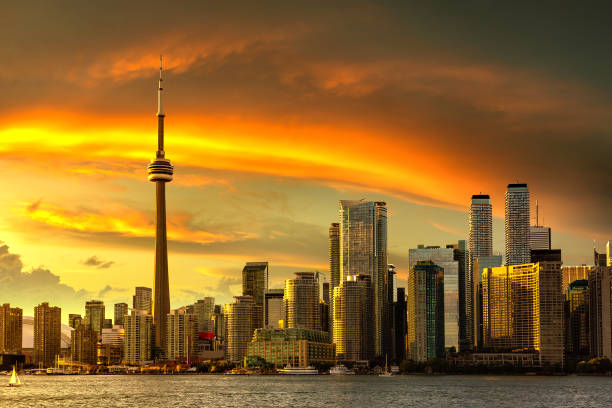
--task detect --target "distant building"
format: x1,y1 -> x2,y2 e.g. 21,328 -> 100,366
328,223 -> 341,336
211,307 -> 225,342
564,280 -> 589,364
264,289 -> 284,329
101,325 -> 125,346
0,304 -> 22,354
588,266 -> 612,359
68,314 -> 82,329
193,297 -> 215,333
450,241 -> 469,352
103,319 -> 113,329
114,303 -> 128,327
133,287 -> 152,315
97,343 -> 122,366
224,296 -> 254,363
561,266 -> 592,293
85,300 -> 105,336
394,287 -> 407,362
166,309 -> 198,361
33,302 -> 61,367
472,255 -> 502,350
319,301 -> 329,334
406,261 -> 444,362
608,241 -> 612,267
247,328 -> 335,367
530,226 -> 551,251
284,272 -> 320,331
333,275 -> 373,361
242,262 -> 268,329
482,255 -> 564,367
505,184 -> 530,266
123,312 -> 153,364
71,325 -> 98,365
408,245 -> 458,351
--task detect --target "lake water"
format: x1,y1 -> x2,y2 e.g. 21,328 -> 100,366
1,374 -> 611,407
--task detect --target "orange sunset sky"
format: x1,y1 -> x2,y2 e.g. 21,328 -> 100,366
1,1 -> 610,321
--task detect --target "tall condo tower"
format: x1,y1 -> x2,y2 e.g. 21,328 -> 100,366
505,184 -> 530,265
147,58 -> 174,355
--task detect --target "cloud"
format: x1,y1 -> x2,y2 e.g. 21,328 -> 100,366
427,219 -> 463,237
82,255 -> 115,269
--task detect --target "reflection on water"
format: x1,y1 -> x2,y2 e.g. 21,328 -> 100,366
1,375 -> 611,407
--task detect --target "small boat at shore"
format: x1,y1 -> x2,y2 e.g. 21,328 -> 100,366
329,364 -> 355,375
8,366 -> 22,387
278,365 -> 318,375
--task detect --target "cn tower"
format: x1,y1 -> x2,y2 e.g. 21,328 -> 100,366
147,57 -> 173,356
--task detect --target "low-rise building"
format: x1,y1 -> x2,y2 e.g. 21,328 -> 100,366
247,328 -> 335,367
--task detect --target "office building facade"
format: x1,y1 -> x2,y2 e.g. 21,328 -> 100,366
242,262 -> 268,329
193,297 -> 215,333
166,309 -> 198,361
85,300 -> 105,336
264,289 -> 284,329
114,303 -> 128,327
561,266 -> 592,293
247,328 -> 335,367
133,287 -> 152,315
224,296 -> 255,363
328,222 -> 341,335
71,324 -> 98,365
530,226 -> 551,250
284,272 -> 320,331
0,304 -> 22,354
472,255 -> 502,349
505,184 -> 530,265
564,280 -> 589,363
123,312 -> 153,364
333,275 -> 373,361
588,266 -> 612,359
33,302 -> 62,367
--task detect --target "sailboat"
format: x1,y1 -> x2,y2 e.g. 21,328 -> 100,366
379,355 -> 393,377
8,366 -> 22,387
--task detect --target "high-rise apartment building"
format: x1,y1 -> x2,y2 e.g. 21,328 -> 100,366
561,266 -> 592,293
408,245 -> 458,351
33,303 -> 61,367
68,314 -> 82,329
71,324 -> 98,365
588,266 -> 612,359
449,241 -> 469,351
339,200 -> 387,357
505,184 -> 530,265
114,303 -> 128,327
193,297 -> 215,333
564,280 -> 589,363
85,300 -> 105,336
472,255 -> 502,349
394,287 -> 407,362
224,296 -> 254,363
0,304 -> 22,354
284,272 -> 320,331
166,309 -> 198,361
407,262 -> 445,362
329,222 -> 340,335
123,312 -> 153,364
530,226 -> 551,250
242,262 -> 268,329
264,289 -> 284,329
333,275 -> 373,361
211,307 -> 225,342
101,325 -> 125,346
133,287 -> 152,315
482,254 -> 563,366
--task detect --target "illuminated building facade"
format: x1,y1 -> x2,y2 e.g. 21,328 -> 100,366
33,302 -> 61,367
71,324 -> 98,365
328,223 -> 340,336
561,266 -> 592,293
114,303 -> 128,327
0,304 -> 22,354
406,261 -> 444,362
472,255 -> 502,349
133,287 -> 152,315
333,275 -> 373,361
123,312 -> 153,364
247,328 -> 335,367
242,262 -> 268,329
530,226 -> 551,250
505,184 -> 530,266
85,300 -> 105,336
284,272 -> 320,331
193,297 -> 215,333
588,266 -> 612,359
166,309 -> 198,361
564,280 -> 589,363
224,296 -> 254,363
264,289 -> 284,329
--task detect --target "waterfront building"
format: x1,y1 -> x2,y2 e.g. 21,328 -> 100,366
588,266 -> 612,359
472,255 -> 502,349
394,287 -> 407,361
193,297 -> 215,333
329,223 -> 340,336
530,226 -> 551,250
339,200 -> 388,357
406,261 -> 444,362
33,302 -> 61,367
133,287 -> 152,315
68,314 -> 82,329
561,266 -> 592,293
264,289 -> 284,329
0,304 -> 22,354
505,184 -> 530,266
97,343 -> 123,365
85,300 -> 105,336
101,325 -> 125,346
333,275 -> 373,361
284,272 -> 320,331
408,245 -> 458,351
166,309 -> 198,361
242,262 -> 268,329
564,280 -> 589,363
114,303 -> 128,327
247,328 -> 335,367
482,254 -> 564,366
224,296 -> 254,363
71,324 -> 97,365
123,312 -> 153,364
469,194 -> 493,348
147,60 -> 174,356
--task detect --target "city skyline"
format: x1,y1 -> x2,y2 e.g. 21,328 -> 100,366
1,2 -> 611,322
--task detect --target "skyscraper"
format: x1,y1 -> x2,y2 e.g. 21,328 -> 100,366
468,194 -> 492,348
114,303 -> 128,327
242,262 -> 268,329
564,280 -> 589,363
193,297 -> 215,333
530,226 -> 552,250
0,304 -> 22,354
472,255 -> 502,349
224,296 -> 254,363
284,272 -> 320,330
333,275 -> 373,361
339,200 -> 387,356
264,289 -> 284,329
147,59 -> 174,355
133,287 -> 152,315
394,287 -> 407,362
329,222 -> 340,335
68,314 -> 82,329
505,183 -> 530,265
166,309 -> 198,361
451,241 -> 469,352
85,300 -> 105,336
71,324 -> 98,365
33,302 -> 61,367
561,265 -> 592,293
588,266 -> 612,359
123,312 -> 153,364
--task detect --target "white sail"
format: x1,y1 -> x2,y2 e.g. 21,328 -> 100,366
8,366 -> 21,386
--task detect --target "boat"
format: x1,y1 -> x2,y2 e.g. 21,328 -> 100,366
329,364 -> 355,375
379,355 -> 393,377
278,365 -> 319,375
8,366 -> 22,387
